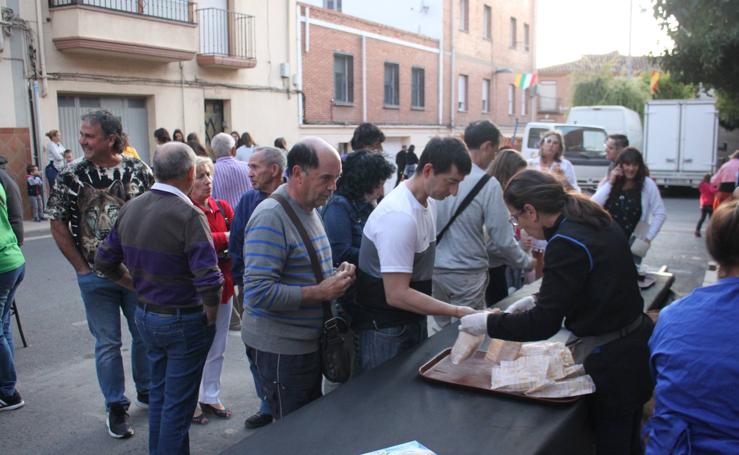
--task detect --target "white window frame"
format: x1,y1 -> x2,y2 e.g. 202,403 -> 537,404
508,84 -> 515,116
458,74 -> 468,112
482,79 -> 491,113
333,53 -> 353,104
384,62 -> 400,107
411,67 -> 425,109
323,0 -> 342,12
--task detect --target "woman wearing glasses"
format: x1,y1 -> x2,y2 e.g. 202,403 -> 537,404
459,170 -> 653,454
528,130 -> 581,193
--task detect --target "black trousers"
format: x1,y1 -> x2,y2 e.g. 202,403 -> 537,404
695,204 -> 713,231
485,265 -> 508,307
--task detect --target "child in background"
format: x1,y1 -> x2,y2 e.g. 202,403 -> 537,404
63,149 -> 73,165
26,164 -> 44,222
695,173 -> 717,237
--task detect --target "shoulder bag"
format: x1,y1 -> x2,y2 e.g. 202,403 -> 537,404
271,194 -> 355,383
436,174 -> 491,244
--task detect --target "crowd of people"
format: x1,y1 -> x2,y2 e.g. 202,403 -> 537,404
1,110 -> 737,455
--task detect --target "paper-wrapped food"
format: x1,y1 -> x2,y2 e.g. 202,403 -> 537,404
485,338 -> 522,363
490,341 -> 595,398
450,331 -> 485,365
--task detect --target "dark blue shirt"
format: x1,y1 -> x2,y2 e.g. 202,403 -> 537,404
645,277 -> 739,454
229,189 -> 269,284
320,194 -> 374,267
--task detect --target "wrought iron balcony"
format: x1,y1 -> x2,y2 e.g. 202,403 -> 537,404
49,0 -> 196,23
48,0 -> 197,62
196,8 -> 256,69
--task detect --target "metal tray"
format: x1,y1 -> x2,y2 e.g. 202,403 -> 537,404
418,348 -> 582,405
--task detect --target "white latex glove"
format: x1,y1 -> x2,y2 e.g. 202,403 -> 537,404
504,295 -> 536,314
459,312 -> 489,336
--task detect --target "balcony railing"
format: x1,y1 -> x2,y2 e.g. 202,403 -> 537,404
49,0 -> 196,24
197,8 -> 255,61
538,96 -> 562,113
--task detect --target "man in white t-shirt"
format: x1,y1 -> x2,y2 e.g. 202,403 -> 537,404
351,137 -> 474,372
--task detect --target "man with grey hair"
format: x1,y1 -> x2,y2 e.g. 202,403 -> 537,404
96,141 -> 223,454
242,138 -> 356,420
211,131 -> 251,209
227,146 -> 286,428
46,109 -> 153,439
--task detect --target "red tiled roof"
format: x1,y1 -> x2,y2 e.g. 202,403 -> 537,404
537,51 -> 660,75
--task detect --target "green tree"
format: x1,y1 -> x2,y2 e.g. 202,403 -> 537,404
572,72 -> 649,116
654,0 -> 739,129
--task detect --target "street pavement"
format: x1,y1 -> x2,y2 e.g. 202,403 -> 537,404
0,194 -> 711,454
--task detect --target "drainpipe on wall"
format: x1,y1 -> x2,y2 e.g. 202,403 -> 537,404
361,34 -> 366,123
449,0 -> 455,128
437,8 -> 443,126
296,3 -> 304,125
34,0 -> 47,97
179,62 -> 186,130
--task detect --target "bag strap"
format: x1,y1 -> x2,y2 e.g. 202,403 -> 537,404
214,199 -> 231,230
436,174 -> 491,244
271,194 -> 331,321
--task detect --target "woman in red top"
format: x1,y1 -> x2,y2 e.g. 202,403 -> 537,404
695,173 -> 717,237
190,157 -> 235,424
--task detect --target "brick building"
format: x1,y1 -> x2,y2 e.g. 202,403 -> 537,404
298,0 -> 538,161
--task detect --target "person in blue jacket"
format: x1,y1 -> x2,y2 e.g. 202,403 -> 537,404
645,197 -> 739,454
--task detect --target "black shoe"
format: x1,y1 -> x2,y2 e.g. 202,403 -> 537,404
135,392 -> 149,409
107,404 -> 134,439
0,391 -> 24,412
244,411 -> 273,429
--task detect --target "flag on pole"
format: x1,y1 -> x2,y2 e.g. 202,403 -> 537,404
515,73 -> 537,90
650,71 -> 661,94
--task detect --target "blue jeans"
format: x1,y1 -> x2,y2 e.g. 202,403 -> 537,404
135,307 -> 214,455
245,347 -> 272,415
246,346 -> 322,420
359,319 -> 427,372
0,264 -> 24,397
77,272 -> 150,408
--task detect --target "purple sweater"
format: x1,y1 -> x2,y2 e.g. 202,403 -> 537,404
95,189 -> 223,307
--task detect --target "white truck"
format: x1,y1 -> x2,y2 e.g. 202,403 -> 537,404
643,99 -> 719,188
522,122 -> 609,191
567,105 -> 644,151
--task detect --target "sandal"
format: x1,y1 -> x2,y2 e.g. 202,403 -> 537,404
200,402 -> 233,419
192,412 -> 209,425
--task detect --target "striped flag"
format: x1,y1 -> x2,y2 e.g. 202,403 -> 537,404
650,71 -> 661,94
515,73 -> 537,90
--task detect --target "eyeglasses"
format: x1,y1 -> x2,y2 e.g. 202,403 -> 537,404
508,210 -> 523,228
543,137 -> 560,145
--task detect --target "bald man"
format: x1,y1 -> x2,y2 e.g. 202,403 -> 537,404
241,137 -> 356,419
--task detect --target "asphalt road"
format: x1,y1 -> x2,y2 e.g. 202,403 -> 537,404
0,194 -> 711,455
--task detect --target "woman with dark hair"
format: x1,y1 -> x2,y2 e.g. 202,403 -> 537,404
186,132 -> 210,158
235,132 -> 256,162
645,198 -> 739,453
321,150 -> 395,267
153,128 -> 171,145
460,169 -> 654,454
486,149 -> 531,300
592,147 -> 666,262
273,137 -> 288,151
230,131 -> 241,147
172,129 -> 185,143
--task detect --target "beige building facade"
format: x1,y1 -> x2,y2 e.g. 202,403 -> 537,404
2,0 -> 301,172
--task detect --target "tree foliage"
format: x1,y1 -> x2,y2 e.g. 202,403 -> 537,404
572,72 -> 649,116
640,72 -> 695,100
654,0 -> 739,129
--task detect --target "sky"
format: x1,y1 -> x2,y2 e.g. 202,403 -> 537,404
535,0 -> 674,69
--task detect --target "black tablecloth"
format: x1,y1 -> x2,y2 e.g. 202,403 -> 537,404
223,272 -> 673,455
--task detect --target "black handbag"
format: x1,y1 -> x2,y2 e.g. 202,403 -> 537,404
271,194 -> 355,383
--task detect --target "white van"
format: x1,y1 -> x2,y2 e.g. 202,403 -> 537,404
567,105 -> 643,151
522,122 -> 609,191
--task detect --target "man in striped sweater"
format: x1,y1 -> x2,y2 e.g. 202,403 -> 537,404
96,142 -> 223,454
241,137 -> 356,419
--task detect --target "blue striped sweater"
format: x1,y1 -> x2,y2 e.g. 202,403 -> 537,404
240,184 -> 333,355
